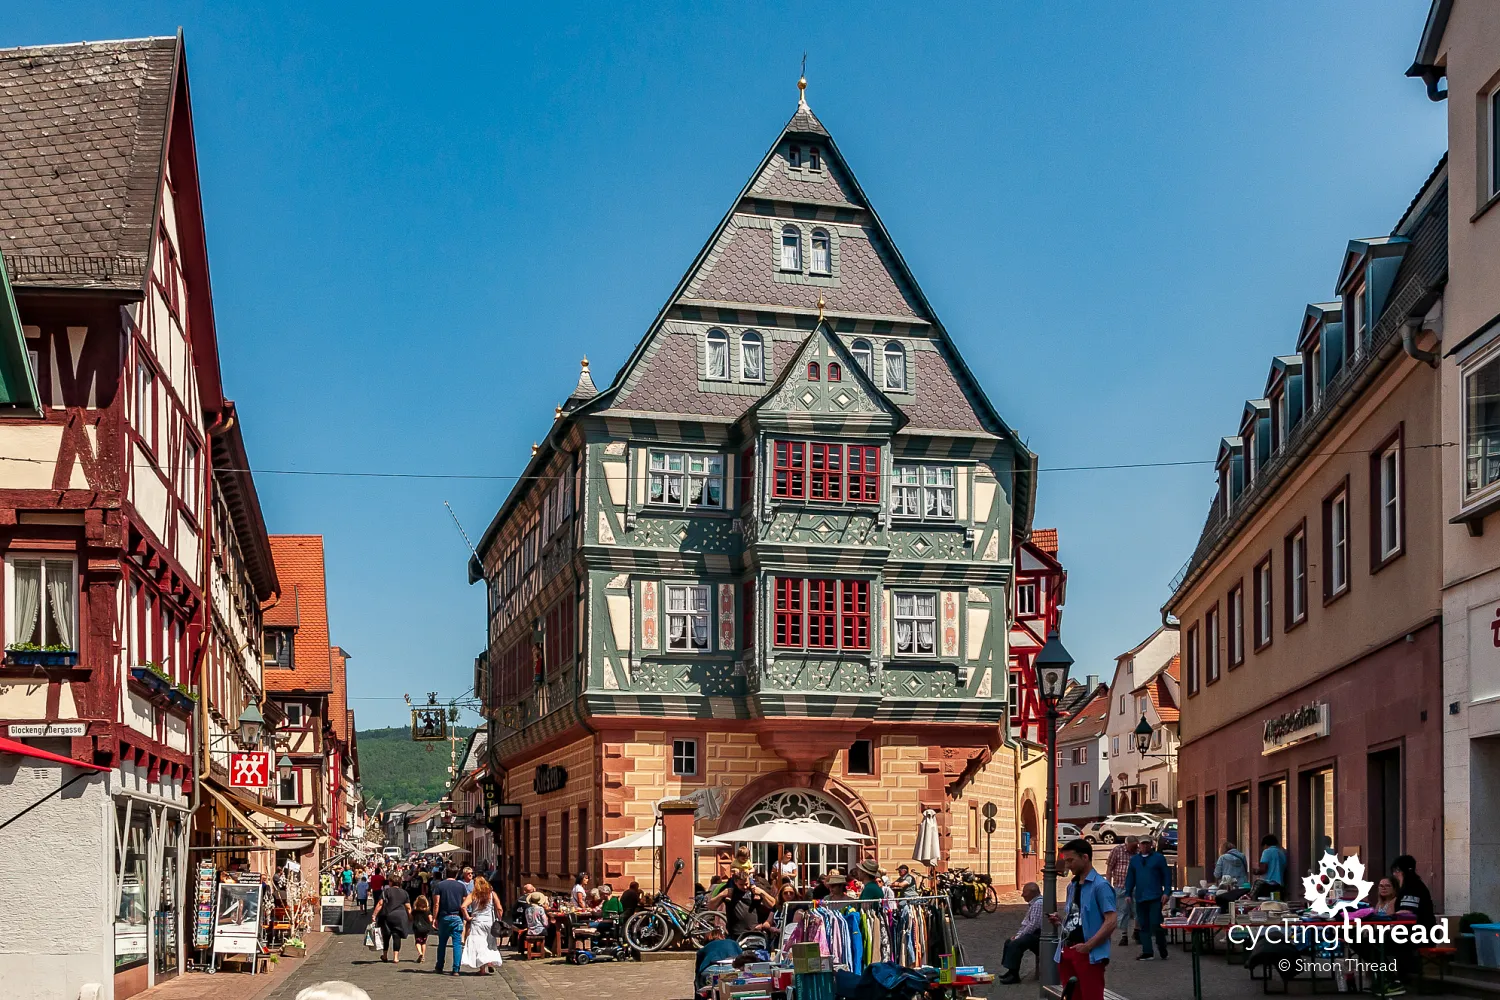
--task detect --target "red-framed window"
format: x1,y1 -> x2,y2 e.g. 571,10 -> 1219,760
771,441 -> 879,503
807,580 -> 838,648
828,363 -> 842,382
840,580 -> 870,650
774,577 -> 803,646
846,446 -> 880,502
774,578 -> 872,651
810,443 -> 843,501
808,362 -> 821,381
773,441 -> 805,498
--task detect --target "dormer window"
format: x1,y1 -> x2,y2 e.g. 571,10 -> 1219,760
705,329 -> 729,381
1350,283 -> 1367,359
828,362 -> 842,382
809,229 -> 831,275
851,340 -> 872,377
740,331 -> 764,383
780,226 -> 802,271
883,342 -> 907,391
807,362 -> 820,381
789,145 -> 802,168
809,147 -> 822,171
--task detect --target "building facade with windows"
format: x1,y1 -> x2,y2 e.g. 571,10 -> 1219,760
0,36 -> 273,1000
1102,629 -> 1180,817
1057,685 -> 1110,825
1007,529 -> 1067,745
1165,159 -> 1447,900
1409,0 -> 1500,917
474,87 -> 1036,896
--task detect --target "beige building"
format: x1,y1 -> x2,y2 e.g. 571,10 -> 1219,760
1409,0 -> 1500,915
1165,157 -> 1447,898
1102,628 -> 1180,817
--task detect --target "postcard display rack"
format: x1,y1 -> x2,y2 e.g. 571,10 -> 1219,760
699,895 -> 993,1000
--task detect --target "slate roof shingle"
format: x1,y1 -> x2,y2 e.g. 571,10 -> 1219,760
0,36 -> 177,289
263,535 -> 334,695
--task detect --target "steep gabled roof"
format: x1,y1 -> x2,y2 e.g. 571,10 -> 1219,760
0,36 -> 177,291
1058,685 -> 1110,742
263,535 -> 334,695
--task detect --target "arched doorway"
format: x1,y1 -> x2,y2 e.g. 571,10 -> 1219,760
1017,797 -> 1040,887
740,788 -> 856,885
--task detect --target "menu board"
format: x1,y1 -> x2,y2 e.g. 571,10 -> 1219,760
212,882 -> 264,956
320,895 -> 345,932
192,863 -> 217,949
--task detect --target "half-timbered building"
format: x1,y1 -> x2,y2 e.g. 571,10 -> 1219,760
473,83 -> 1039,895
0,35 -> 261,999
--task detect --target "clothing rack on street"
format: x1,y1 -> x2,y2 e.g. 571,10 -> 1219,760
777,894 -> 965,973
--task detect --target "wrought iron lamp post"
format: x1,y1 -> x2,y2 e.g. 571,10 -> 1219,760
1033,630 -> 1074,991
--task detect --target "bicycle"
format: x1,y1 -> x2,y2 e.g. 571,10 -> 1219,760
622,877 -> 727,952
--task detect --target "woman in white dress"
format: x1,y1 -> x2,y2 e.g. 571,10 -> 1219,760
460,876 -> 504,974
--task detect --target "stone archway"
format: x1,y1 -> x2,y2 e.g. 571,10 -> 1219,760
1017,793 -> 1040,889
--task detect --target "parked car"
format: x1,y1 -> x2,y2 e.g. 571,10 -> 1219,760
1155,819 -> 1178,854
382,845 -> 402,859
1058,823 -> 1083,842
1080,813 -> 1162,844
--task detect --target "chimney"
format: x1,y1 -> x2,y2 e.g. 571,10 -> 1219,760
1086,674 -> 1099,691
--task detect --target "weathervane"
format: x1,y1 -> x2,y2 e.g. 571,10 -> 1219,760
798,52 -> 809,111
817,295 -> 825,323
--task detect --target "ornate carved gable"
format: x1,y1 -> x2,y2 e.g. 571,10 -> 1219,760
752,321 -> 904,431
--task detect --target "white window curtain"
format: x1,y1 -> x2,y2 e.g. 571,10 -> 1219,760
811,231 -> 831,274
884,343 -> 906,390
851,341 -> 872,377
706,331 -> 729,380
781,228 -> 801,271
11,560 -> 41,645
741,334 -> 764,382
47,560 -> 74,649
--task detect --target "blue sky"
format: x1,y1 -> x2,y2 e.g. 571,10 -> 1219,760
10,2 -> 1446,727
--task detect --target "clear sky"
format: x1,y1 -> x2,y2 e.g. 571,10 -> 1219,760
8,2 -> 1446,727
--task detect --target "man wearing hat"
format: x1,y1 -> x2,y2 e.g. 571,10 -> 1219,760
856,859 -> 885,900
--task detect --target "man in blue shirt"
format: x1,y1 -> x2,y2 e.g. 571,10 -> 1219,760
1051,839 -> 1117,1000
1124,836 -> 1172,961
1256,833 -> 1288,898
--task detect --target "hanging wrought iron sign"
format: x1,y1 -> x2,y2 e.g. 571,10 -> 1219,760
411,705 -> 448,742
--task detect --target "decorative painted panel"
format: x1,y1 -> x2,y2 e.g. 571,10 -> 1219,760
881,664 -> 961,699
759,509 -> 880,547
941,591 -> 960,658
641,580 -> 659,650
888,529 -> 967,562
629,515 -> 738,554
757,657 -> 878,694
631,659 -> 741,697
718,583 -> 735,651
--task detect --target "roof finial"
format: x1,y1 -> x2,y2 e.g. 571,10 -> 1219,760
817,295 -> 825,322
798,52 -> 809,111
580,356 -> 589,371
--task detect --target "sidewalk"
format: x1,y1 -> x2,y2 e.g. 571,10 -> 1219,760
132,930 -> 334,1000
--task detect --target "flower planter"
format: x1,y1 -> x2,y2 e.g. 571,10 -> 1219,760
169,691 -> 198,711
6,649 -> 79,668
281,945 -> 305,958
130,667 -> 173,694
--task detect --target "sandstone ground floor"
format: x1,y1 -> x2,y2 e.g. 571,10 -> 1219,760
493,718 -> 1021,899
1176,620 -> 1444,905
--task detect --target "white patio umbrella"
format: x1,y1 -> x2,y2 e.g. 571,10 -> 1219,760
714,816 -> 871,846
420,841 -> 468,855
913,809 -> 942,866
588,827 -> 729,851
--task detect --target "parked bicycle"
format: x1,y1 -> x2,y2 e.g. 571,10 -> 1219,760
622,887 -> 727,951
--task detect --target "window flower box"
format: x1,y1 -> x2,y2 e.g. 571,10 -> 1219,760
5,645 -> 79,668
130,665 -> 174,697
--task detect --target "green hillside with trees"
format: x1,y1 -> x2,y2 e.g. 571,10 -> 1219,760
357,726 -> 474,808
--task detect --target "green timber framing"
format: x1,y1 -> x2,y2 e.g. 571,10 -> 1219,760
471,96 -> 1035,767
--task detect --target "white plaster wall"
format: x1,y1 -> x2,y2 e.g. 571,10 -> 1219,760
0,761 -> 112,1000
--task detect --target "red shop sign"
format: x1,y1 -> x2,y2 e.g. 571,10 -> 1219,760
229,750 -> 271,788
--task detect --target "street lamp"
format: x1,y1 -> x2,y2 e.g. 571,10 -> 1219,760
1033,630 -> 1074,991
237,704 -> 265,749
1135,713 -> 1175,760
277,754 -> 294,782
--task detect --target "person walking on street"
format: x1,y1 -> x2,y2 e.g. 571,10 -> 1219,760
411,893 -> 434,964
354,874 -> 370,912
460,876 -> 505,974
1124,836 -> 1172,961
997,882 -> 1043,984
1255,834 -> 1288,899
431,866 -> 469,976
369,867 -> 385,895
342,866 -> 354,899
1050,839 -> 1117,1000
371,879 -> 412,963
1105,836 -> 1137,947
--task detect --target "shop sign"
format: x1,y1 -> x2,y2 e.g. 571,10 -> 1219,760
212,881 -> 264,956
8,722 -> 86,737
1262,702 -> 1330,755
533,764 -> 568,794
229,750 -> 271,788
481,775 -> 501,819
320,894 -> 345,932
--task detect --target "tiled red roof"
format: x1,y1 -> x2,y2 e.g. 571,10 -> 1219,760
1058,686 -> 1110,740
329,646 -> 349,742
1029,528 -> 1059,555
1164,654 -> 1180,683
263,536 -> 333,694
1145,661 -> 1180,724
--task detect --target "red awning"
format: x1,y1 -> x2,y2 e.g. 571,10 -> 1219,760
0,735 -> 108,771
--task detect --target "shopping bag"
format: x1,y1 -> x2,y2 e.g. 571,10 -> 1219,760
366,924 -> 383,951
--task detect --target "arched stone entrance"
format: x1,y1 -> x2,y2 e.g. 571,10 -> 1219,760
716,770 -> 878,883
1017,794 -> 1040,888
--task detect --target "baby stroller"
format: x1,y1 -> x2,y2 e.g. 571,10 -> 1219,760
571,917 -> 634,964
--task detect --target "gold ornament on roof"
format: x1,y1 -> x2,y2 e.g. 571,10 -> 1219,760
817,296 -> 826,322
